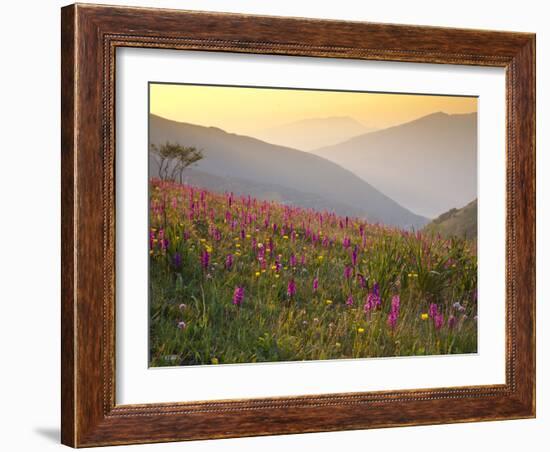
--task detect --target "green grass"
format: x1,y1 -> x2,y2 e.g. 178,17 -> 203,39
149,179 -> 478,367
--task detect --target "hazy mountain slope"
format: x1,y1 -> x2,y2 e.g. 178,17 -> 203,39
423,199 -> 477,240
313,112 -> 477,218
254,116 -> 375,151
160,168 -> 369,218
149,114 -> 427,228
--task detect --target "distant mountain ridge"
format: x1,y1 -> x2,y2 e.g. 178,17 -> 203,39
149,114 -> 427,228
313,112 -> 477,218
253,116 -> 375,151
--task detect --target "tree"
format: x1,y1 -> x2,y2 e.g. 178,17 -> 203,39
150,142 -> 203,183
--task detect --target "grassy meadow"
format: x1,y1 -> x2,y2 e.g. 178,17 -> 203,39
149,178 -> 478,367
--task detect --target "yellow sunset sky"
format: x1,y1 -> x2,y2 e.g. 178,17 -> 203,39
150,83 -> 477,135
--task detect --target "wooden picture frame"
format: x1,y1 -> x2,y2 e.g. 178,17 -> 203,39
61,3 -> 535,447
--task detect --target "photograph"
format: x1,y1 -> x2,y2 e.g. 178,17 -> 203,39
148,83 -> 479,367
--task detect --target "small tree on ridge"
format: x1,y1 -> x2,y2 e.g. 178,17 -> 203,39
151,142 -> 203,183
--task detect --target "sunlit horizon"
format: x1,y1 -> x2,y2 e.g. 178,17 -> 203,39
150,83 -> 477,138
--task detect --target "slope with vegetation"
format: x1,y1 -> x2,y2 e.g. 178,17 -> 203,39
149,180 -> 478,366
149,114 -> 428,229
424,200 -> 477,240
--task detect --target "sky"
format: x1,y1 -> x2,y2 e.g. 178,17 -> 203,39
149,82 -> 477,136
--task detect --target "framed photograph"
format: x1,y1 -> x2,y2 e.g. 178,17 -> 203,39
61,3 -> 535,447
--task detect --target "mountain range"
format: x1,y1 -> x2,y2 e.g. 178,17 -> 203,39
254,116 -> 375,151
312,112 -> 477,218
149,114 -> 427,229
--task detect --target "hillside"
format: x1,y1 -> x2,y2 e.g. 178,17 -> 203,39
150,179 -> 478,365
149,114 -> 428,229
423,199 -> 477,240
313,112 -> 477,218
254,116 -> 374,150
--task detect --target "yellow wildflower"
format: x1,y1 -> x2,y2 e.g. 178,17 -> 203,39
318,255 -> 324,260
199,238 -> 206,243
421,313 -> 429,320
235,251 -> 241,256
211,357 -> 219,365
326,299 -> 333,305
283,235 -> 289,239
255,271 -> 261,277
335,342 -> 341,348
357,327 -> 365,334
271,265 -> 277,270
246,234 -> 251,239
236,243 -> 241,248
275,274 -> 280,279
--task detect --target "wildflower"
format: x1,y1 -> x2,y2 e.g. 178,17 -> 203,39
434,312 -> 444,330
364,282 -> 381,312
453,301 -> 466,313
390,295 -> 400,313
313,278 -> 319,292
448,315 -> 457,329
344,266 -> 353,280
211,357 -> 219,365
178,303 -> 186,310
289,254 -> 297,267
387,295 -> 400,329
346,294 -> 354,306
287,279 -> 297,298
357,274 -> 367,289
318,255 -> 324,261
421,313 -> 429,320
232,286 -> 245,306
335,342 -> 341,348
429,303 -> 439,319
275,274 -> 280,279
172,252 -> 182,269
313,317 -> 319,323
326,299 -> 333,305
225,254 -> 233,270
351,245 -> 358,266
357,327 -> 365,334
255,271 -> 261,277
177,321 -> 186,330
200,249 -> 210,271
